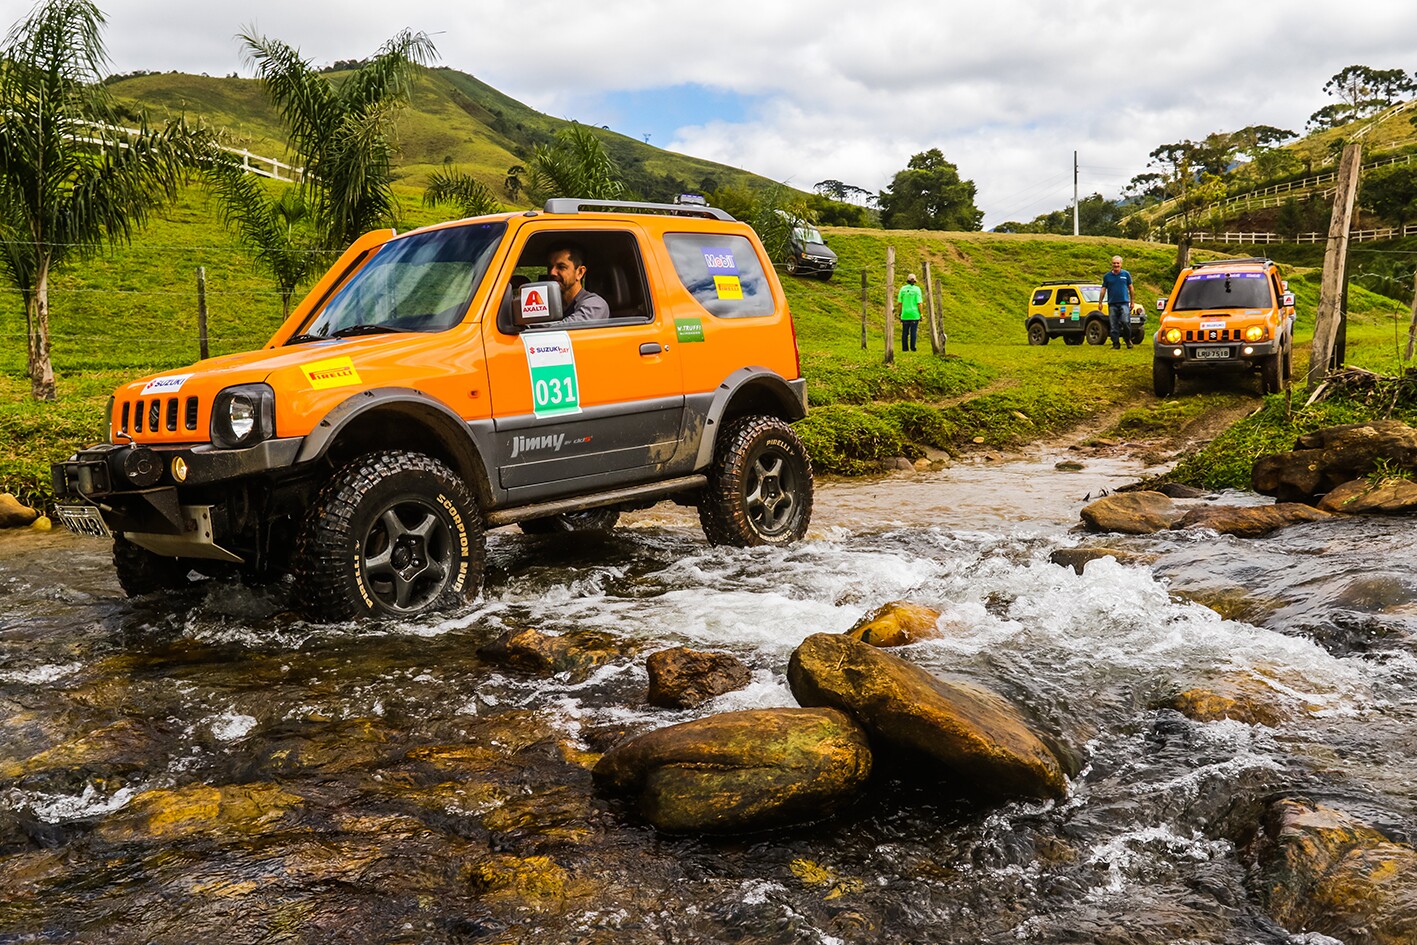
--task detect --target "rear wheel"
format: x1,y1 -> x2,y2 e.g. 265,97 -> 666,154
1282,339 -> 1293,381
1027,322 -> 1049,346
1085,318 -> 1108,346
1260,353 -> 1282,394
699,416 -> 814,547
292,450 -> 485,622
1152,359 -> 1176,397
113,536 -> 194,597
1131,328 -> 1145,345
519,508 -> 621,534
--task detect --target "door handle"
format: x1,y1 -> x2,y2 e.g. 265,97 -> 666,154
639,343 -> 662,356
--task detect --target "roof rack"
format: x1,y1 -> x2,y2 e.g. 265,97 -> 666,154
542,198 -> 736,222
1036,279 -> 1099,287
1190,257 -> 1271,269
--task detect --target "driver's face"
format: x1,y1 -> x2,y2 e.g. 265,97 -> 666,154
547,250 -> 584,298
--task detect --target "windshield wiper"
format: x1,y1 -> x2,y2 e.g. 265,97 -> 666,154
331,324 -> 404,338
284,332 -> 328,345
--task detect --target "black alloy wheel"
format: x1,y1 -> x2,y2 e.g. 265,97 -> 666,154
1085,319 -> 1108,345
699,416 -> 814,547
1027,322 -> 1049,346
1152,358 -> 1176,397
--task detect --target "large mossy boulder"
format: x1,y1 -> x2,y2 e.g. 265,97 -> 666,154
1252,420 -> 1417,503
1254,798 -> 1417,945
1318,477 -> 1417,515
592,707 -> 871,833
1176,503 -> 1332,537
787,633 -> 1066,801
1079,491 -> 1182,534
0,494 -> 38,529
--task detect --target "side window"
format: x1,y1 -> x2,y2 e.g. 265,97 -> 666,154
1032,289 -> 1052,306
664,233 -> 776,318
1056,288 -> 1079,305
1269,272 -> 1282,306
500,229 -> 652,332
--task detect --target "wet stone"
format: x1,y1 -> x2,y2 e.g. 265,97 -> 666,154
97,782 -> 306,843
477,627 -> 622,680
1318,477 -> 1417,515
645,647 -> 751,708
1177,503 -> 1333,537
1048,546 -> 1154,574
1079,491 -> 1182,534
0,494 -> 39,529
843,600 -> 942,648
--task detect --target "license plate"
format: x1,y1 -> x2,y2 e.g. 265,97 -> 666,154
1194,347 -> 1231,360
54,504 -> 112,539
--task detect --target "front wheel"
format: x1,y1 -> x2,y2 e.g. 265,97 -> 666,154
1152,359 -> 1176,397
292,450 -> 485,622
816,270 -> 833,281
1260,353 -> 1282,394
1085,318 -> 1108,346
786,256 -> 799,276
113,536 -> 195,597
699,416 -> 814,547
1027,322 -> 1049,346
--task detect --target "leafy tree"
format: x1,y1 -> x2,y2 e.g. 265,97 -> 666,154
206,158 -> 321,317
423,168 -> 504,219
1360,164 -> 1417,227
877,149 -> 983,231
504,164 -> 524,200
813,179 -> 875,206
1307,103 -> 1354,132
1124,172 -> 1166,204
523,124 -> 626,204
0,0 -> 202,401
239,27 -> 437,250
1324,65 -> 1416,116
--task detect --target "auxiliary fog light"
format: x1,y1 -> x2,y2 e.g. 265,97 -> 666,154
172,456 -> 189,482
1173,348 -> 1183,357
1243,346 -> 1255,356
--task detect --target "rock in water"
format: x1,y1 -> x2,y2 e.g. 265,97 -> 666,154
0,494 -> 39,529
787,633 -> 1066,801
1176,503 -> 1332,537
1318,477 -> 1417,515
1253,420 -> 1417,502
593,707 -> 871,833
1079,491 -> 1181,534
844,600 -> 942,648
645,647 -> 751,708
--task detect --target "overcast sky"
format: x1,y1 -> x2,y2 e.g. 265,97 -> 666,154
62,0 -> 1417,228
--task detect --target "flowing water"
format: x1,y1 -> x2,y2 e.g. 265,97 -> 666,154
2,451 -> 1415,944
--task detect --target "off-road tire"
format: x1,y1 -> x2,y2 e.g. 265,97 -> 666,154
1027,322 -> 1049,346
699,416 -> 814,547
1282,339 -> 1293,381
1152,359 -> 1176,398
519,508 -> 621,534
1085,318 -> 1108,346
1063,335 -> 1083,346
1131,328 -> 1145,345
1260,353 -> 1282,394
113,536 -> 194,597
291,450 -> 484,622
786,256 -> 799,276
816,270 -> 832,281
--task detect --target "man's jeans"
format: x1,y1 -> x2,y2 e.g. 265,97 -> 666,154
1108,303 -> 1131,345
901,319 -> 919,351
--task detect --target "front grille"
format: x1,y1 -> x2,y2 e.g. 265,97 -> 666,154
184,397 -> 199,431
1185,328 -> 1241,342
148,400 -> 161,431
114,394 -> 205,441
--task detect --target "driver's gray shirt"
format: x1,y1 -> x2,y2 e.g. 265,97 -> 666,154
563,289 -> 609,322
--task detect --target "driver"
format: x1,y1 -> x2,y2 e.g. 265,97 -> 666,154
547,242 -> 609,322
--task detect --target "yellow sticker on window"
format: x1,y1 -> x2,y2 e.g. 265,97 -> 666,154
714,275 -> 743,300
301,355 -> 362,390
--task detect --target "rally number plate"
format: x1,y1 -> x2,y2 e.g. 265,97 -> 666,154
54,504 -> 112,539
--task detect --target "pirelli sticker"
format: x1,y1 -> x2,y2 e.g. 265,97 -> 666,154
301,355 -> 362,390
703,247 -> 743,300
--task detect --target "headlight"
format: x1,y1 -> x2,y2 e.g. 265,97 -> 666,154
211,383 -> 275,449
1162,327 -> 1183,344
1244,325 -> 1265,342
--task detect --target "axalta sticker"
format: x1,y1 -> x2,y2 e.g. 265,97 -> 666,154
140,373 -> 193,396
301,356 -> 362,390
521,285 -> 551,320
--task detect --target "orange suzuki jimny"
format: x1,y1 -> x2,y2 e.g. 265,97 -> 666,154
52,199 -> 814,621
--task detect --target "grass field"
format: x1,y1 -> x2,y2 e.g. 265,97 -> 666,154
3,187 -> 1412,505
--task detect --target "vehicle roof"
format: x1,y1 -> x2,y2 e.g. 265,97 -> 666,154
1034,280 -> 1101,287
1186,257 -> 1275,273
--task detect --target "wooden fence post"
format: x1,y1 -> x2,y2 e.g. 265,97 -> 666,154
196,267 -> 210,361
884,246 -> 895,365
855,269 -> 867,351
924,262 -> 944,356
1309,142 -> 1363,392
1406,266 -> 1417,362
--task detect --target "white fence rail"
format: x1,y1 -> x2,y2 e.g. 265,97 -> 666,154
70,120 -> 308,182
1161,223 -> 1417,245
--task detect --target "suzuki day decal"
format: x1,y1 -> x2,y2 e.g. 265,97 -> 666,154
522,330 -> 581,418
140,373 -> 193,396
702,247 -> 743,300
301,355 -> 362,390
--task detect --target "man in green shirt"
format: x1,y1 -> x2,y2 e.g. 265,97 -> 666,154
897,273 -> 923,351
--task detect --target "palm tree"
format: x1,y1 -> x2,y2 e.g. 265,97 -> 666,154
423,167 -> 504,219
239,28 -> 437,250
524,124 -> 627,204
0,0 -> 201,400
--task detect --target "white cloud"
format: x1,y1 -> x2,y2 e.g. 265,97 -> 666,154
71,0 -> 1417,226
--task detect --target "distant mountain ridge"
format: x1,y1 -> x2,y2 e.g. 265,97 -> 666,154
105,65 -> 804,207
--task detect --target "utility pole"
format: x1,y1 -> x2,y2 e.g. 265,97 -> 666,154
1308,142 -> 1362,392
1073,150 -> 1079,237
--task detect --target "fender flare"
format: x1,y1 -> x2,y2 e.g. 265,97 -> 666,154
693,367 -> 808,470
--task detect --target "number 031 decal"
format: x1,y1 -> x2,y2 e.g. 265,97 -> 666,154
522,331 -> 582,418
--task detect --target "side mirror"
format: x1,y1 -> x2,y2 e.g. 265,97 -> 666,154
1282,280 -> 1289,291
514,281 -> 564,328
1156,297 -> 1167,312
1282,292 -> 1295,308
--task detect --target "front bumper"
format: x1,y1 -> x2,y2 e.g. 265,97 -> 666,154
1154,339 -> 1279,367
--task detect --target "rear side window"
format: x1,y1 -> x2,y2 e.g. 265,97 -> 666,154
1032,289 -> 1053,305
664,234 -> 776,318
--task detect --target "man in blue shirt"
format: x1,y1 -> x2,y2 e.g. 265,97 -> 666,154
1099,255 -> 1134,350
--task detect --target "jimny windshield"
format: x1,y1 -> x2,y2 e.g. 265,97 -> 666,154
1173,271 -> 1272,311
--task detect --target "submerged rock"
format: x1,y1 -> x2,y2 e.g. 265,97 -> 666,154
844,600 -> 942,648
1048,546 -> 1154,574
97,782 -> 305,843
0,494 -> 38,529
645,647 -> 751,708
1177,503 -> 1332,537
787,633 -> 1066,801
1254,798 -> 1417,945
593,707 -> 871,833
1318,477 -> 1417,515
477,627 -> 620,680
1079,491 -> 1182,534
1252,420 -> 1417,503
1154,482 -> 1209,498
1162,684 -> 1290,728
